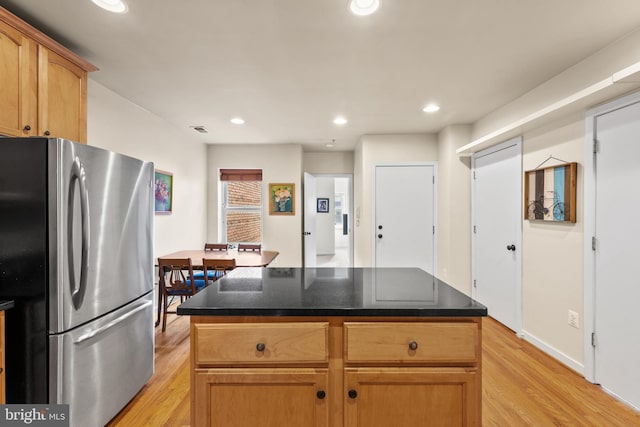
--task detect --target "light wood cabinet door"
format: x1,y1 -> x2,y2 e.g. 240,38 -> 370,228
0,20 -> 36,137
344,368 -> 479,427
194,368 -> 329,427
38,47 -> 87,143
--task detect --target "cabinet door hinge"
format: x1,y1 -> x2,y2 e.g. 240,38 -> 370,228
473,279 -> 477,288
432,226 -> 435,235
592,236 -> 597,251
473,171 -> 476,180
433,176 -> 435,184
593,139 -> 599,154
473,225 -> 476,234
591,332 -> 597,348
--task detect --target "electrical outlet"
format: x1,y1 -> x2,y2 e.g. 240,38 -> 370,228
568,310 -> 580,329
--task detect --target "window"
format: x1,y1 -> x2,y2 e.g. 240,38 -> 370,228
221,169 -> 262,244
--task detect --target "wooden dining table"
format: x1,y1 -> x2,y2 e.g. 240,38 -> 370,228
155,249 -> 279,327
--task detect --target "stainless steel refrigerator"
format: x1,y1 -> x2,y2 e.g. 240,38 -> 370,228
0,137 -> 154,426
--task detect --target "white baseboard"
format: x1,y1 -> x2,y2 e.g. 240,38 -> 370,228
520,330 -> 585,376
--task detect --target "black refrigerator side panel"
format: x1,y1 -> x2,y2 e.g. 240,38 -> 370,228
0,139 -> 49,403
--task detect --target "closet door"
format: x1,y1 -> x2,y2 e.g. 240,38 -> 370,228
593,99 -> 640,409
472,138 -> 522,332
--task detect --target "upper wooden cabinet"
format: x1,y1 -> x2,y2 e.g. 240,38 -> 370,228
0,7 -> 96,143
0,19 -> 35,138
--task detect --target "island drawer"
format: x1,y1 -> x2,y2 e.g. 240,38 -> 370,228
344,322 -> 478,364
194,322 -> 329,365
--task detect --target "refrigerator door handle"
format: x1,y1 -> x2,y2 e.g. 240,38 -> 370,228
68,156 -> 91,310
73,300 -> 153,344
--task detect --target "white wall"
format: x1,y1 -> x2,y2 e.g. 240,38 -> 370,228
87,80 -> 207,260
436,125 -> 472,295
521,119 -> 584,367
315,177 -> 335,255
207,144 -> 303,267
354,134 -> 439,267
303,151 -> 354,174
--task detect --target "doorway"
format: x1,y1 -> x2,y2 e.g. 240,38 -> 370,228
472,137 -> 522,333
303,173 -> 353,268
585,91 -> 640,410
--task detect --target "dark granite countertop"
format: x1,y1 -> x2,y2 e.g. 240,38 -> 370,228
0,300 -> 14,311
177,268 -> 487,317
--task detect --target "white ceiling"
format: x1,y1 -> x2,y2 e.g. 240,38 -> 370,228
2,0 -> 640,151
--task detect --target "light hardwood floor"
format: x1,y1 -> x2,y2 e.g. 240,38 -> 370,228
107,308 -> 640,426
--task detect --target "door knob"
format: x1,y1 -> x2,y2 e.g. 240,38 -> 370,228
348,389 -> 358,399
316,390 -> 326,400
507,244 -> 516,251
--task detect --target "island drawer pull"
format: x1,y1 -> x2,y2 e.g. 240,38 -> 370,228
256,342 -> 266,352
408,340 -> 418,351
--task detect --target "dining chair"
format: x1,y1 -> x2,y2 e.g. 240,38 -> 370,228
157,257 -> 205,332
238,243 -> 261,252
202,258 -> 236,282
204,243 -> 228,251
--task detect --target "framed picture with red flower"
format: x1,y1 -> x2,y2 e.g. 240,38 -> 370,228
154,170 -> 173,214
269,183 -> 295,215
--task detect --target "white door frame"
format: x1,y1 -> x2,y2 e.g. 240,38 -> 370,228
471,137 -> 523,336
371,162 -> 438,273
583,89 -> 640,383
304,173 -> 354,267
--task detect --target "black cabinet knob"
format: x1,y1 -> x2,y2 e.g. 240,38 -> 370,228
348,389 -> 358,399
408,341 -> 418,351
23,125 -> 31,132
507,244 -> 516,251
316,390 -> 326,400
378,234 -> 383,239
378,225 -> 383,230
256,342 -> 266,352
44,130 -> 51,136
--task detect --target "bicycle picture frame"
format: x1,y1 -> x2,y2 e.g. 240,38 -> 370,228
524,162 -> 577,223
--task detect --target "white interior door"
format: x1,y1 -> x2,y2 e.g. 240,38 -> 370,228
473,138 -> 522,332
374,164 -> 435,274
593,100 -> 640,409
303,172 -> 317,267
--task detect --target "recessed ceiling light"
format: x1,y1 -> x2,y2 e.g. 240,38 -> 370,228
422,104 -> 441,113
349,0 -> 380,16
91,0 -> 128,13
333,116 -> 348,125
230,117 -> 245,125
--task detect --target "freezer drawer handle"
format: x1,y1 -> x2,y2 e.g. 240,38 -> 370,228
68,156 -> 91,310
74,300 -> 152,345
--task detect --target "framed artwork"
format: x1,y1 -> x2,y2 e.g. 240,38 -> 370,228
269,183 -> 295,215
524,162 -> 577,223
317,198 -> 329,213
154,170 -> 173,214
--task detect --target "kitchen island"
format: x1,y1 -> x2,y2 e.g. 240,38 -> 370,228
178,267 -> 487,427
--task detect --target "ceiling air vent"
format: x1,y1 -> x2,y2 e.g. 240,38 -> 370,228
190,126 -> 208,133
